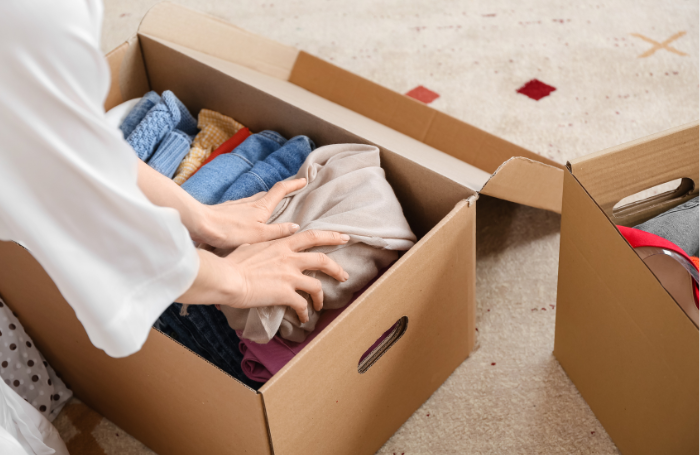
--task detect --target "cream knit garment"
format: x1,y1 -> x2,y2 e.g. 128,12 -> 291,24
219,143 -> 416,343
172,109 -> 244,185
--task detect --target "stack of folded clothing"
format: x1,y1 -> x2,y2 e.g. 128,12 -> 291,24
107,91 -> 250,183
111,91 -> 417,389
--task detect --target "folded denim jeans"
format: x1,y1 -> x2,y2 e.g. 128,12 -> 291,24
218,135 -> 316,203
126,90 -> 198,161
635,197 -> 699,257
181,130 -> 287,205
156,303 -> 263,389
147,129 -> 194,178
119,91 -> 160,138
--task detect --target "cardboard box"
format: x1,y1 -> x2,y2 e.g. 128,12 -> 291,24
554,122 -> 699,455
0,3 -> 563,454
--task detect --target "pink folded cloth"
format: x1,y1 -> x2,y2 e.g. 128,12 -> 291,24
238,307 -> 345,382
238,274 -> 393,383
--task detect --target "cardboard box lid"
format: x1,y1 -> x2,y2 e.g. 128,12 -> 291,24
568,121 -> 699,226
127,2 -> 564,213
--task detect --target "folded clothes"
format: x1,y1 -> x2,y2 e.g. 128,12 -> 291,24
239,307 -> 345,382
119,91 -> 160,138
126,90 -> 198,161
147,129 -> 194,178
219,143 -> 417,344
181,131 -> 286,205
0,298 -> 72,421
218,135 -> 316,203
634,197 -> 698,257
192,127 -> 251,175
155,302 -> 263,389
172,109 -> 245,185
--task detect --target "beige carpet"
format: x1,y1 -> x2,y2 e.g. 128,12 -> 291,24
53,0 -> 698,453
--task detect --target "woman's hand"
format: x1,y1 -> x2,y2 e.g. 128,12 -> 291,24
194,178 -> 307,249
178,230 -> 349,322
136,160 -> 305,249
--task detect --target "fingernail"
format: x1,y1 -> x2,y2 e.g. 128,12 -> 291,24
343,271 -> 349,281
291,224 -> 300,232
340,234 -> 350,241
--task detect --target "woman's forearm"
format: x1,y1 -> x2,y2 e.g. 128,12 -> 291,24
136,160 -> 213,243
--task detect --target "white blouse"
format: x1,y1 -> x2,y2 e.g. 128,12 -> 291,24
0,0 -> 199,358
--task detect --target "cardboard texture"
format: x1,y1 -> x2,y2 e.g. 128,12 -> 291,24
554,124 -> 699,455
480,157 -> 564,213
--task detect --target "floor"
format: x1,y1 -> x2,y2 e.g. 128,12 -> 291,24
53,0 -> 699,453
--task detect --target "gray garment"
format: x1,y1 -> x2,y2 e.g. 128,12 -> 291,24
635,197 -> 699,257
219,143 -> 416,344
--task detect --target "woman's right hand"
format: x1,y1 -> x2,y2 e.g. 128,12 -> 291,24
177,230 -> 350,322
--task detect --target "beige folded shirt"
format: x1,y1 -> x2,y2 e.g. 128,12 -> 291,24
219,143 -> 416,343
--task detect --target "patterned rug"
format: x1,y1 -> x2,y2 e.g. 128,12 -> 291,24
54,0 -> 699,453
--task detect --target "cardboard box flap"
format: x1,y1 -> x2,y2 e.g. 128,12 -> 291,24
568,121 -> 699,225
290,51 -> 562,175
480,157 -> 564,213
138,1 -> 299,80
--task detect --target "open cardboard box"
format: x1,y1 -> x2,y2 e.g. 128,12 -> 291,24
554,122 -> 699,455
0,3 -> 564,454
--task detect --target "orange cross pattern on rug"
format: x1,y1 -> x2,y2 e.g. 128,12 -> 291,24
630,31 -> 687,58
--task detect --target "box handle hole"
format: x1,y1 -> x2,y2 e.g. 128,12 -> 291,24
358,316 -> 408,374
612,177 -> 694,219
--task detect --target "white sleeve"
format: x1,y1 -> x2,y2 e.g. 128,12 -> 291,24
0,0 -> 199,358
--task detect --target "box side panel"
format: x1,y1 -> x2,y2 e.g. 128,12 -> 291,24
0,241 -> 271,455
138,2 -> 298,80
289,51 -> 562,174
568,122 -> 699,226
104,36 -> 150,111
261,200 -> 476,455
554,171 -> 699,455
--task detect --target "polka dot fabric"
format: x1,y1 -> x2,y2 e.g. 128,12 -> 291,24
0,297 -> 72,421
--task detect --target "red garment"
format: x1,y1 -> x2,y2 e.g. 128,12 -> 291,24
691,257 -> 700,270
618,225 -> 699,306
618,225 -> 695,263
191,127 -> 251,177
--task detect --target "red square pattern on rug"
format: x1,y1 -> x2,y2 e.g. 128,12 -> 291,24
516,79 -> 556,101
405,85 -> 440,104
